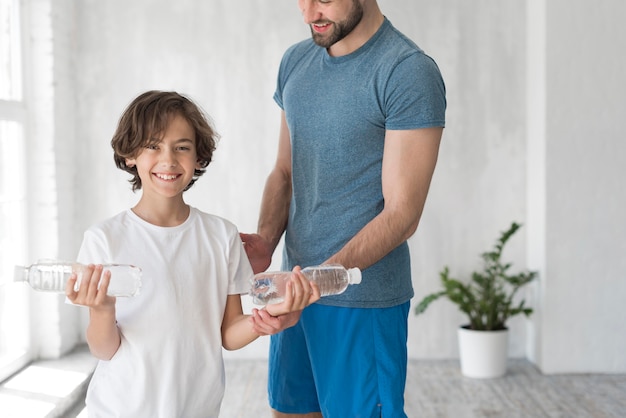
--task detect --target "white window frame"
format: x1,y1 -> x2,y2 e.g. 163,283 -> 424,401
0,0 -> 31,382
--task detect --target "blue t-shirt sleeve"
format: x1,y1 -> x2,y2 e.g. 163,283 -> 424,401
384,52 -> 447,130
273,43 -> 301,110
273,62 -> 285,110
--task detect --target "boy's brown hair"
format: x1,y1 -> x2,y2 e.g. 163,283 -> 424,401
111,90 -> 218,191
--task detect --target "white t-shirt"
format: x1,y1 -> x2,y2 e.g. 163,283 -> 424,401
77,207 -> 252,418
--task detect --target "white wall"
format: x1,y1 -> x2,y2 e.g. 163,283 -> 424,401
31,0 -> 625,372
528,0 -> 626,373
389,1 -> 531,360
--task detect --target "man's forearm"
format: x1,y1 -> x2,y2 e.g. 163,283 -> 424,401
325,203 -> 422,271
257,167 -> 291,250
326,128 -> 441,270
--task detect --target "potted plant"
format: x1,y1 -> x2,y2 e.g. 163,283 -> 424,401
414,222 -> 538,378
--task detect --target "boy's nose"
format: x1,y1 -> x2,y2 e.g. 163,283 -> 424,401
160,150 -> 177,167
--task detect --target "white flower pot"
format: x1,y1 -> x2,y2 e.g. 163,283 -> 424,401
457,326 -> 509,378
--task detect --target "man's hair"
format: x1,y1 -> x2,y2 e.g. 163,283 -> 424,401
111,90 -> 218,191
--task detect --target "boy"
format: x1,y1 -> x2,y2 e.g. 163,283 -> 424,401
66,90 -> 319,417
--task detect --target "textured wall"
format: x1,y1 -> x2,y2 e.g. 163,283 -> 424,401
69,0 -> 529,360
47,0 -> 624,371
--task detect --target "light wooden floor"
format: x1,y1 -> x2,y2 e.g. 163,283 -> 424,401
220,359 -> 626,418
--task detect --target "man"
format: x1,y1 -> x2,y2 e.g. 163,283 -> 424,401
243,0 -> 446,416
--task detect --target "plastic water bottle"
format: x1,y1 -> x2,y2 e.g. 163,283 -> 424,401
14,260 -> 142,297
249,264 -> 362,305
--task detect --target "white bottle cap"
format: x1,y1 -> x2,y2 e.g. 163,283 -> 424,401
347,267 -> 362,284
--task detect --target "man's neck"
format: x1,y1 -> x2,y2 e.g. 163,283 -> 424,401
327,9 -> 384,57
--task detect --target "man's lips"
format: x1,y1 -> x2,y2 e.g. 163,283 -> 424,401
312,22 -> 331,33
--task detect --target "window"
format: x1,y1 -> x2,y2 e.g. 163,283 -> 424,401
0,0 -> 22,100
0,0 -> 30,382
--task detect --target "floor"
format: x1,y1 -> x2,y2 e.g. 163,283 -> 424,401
1,346 -> 625,417
221,359 -> 626,418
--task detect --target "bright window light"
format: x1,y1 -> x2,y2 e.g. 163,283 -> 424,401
0,0 -> 22,101
0,0 -> 29,384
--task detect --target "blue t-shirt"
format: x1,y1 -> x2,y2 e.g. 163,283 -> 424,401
274,18 -> 446,308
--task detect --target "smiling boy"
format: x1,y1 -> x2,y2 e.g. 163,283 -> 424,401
67,90 -> 319,417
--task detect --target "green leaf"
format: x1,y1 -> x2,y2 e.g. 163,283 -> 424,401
413,221 -> 538,330
414,291 -> 447,315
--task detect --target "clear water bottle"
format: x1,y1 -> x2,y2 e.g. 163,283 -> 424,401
14,260 -> 142,297
249,264 -> 362,305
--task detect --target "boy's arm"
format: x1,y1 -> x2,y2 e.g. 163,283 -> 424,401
66,265 -> 121,360
221,295 -> 258,351
86,306 -> 122,360
221,268 -> 320,350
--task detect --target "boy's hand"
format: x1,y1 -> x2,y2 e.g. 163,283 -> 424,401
66,264 -> 116,311
249,266 -> 320,335
250,309 -> 302,336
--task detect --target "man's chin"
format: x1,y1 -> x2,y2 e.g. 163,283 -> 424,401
311,31 -> 336,49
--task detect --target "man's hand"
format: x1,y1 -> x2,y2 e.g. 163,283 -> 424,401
240,232 -> 273,274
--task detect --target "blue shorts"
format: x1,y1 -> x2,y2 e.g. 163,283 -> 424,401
268,302 -> 410,418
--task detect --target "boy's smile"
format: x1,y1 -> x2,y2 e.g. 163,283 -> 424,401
154,173 -> 180,181
126,114 -> 200,201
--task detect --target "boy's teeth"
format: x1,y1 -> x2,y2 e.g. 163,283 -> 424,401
157,174 -> 177,180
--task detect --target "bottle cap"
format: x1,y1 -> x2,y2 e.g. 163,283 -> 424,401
347,267 -> 362,284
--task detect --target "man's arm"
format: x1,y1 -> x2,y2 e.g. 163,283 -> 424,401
242,111 -> 292,273
325,127 -> 443,270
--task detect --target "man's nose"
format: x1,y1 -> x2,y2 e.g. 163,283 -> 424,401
300,0 -> 322,25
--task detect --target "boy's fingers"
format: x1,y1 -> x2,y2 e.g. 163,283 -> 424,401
79,264 -> 94,293
65,273 -> 78,298
96,270 -> 112,302
86,264 -> 102,298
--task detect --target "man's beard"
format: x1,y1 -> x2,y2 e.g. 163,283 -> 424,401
311,0 -> 364,49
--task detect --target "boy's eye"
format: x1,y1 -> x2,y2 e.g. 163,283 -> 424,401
146,144 -> 159,150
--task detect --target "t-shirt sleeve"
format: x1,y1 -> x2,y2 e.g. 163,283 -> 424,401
76,228 -> 111,265
273,52 -> 289,110
384,53 -> 447,131
273,41 -> 309,111
227,229 -> 254,296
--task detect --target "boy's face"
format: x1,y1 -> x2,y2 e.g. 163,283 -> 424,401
125,114 -> 200,199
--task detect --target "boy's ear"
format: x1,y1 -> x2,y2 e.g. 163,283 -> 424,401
195,160 -> 203,170
125,158 -> 136,168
